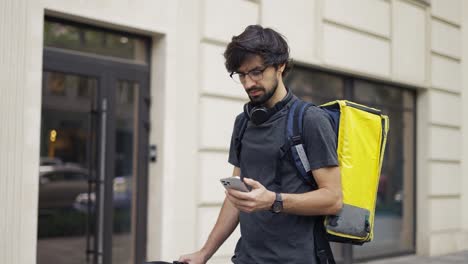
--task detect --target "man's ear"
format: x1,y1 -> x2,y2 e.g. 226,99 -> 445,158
276,64 -> 286,79
278,63 -> 286,74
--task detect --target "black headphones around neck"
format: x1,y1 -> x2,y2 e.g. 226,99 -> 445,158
243,91 -> 293,126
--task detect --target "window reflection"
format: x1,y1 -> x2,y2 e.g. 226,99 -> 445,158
38,71 -> 98,264
44,19 -> 148,64
113,80 -> 139,264
353,82 -> 415,258
285,67 -> 416,260
44,71 -> 97,102
354,80 -> 405,107
285,67 -> 345,104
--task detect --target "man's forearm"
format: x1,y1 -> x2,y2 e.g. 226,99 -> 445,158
281,187 -> 342,216
200,197 -> 240,260
279,166 -> 342,216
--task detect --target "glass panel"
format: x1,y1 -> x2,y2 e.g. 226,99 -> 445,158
353,80 -> 416,259
37,71 -> 98,264
353,80 -> 409,109
286,69 -> 416,260
112,80 -> 139,264
44,20 -> 148,64
42,71 -> 98,112
45,72 -> 67,96
284,67 -> 345,104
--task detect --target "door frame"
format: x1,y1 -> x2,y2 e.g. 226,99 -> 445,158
43,47 -> 150,264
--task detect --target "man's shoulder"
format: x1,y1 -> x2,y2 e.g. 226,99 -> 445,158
234,112 -> 247,127
232,112 -> 248,135
235,112 -> 245,121
303,104 -> 329,123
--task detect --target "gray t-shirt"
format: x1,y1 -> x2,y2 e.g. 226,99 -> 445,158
228,95 -> 338,264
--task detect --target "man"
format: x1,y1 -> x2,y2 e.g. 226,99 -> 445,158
179,25 -> 342,264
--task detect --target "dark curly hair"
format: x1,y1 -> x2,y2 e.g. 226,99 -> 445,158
224,25 -> 292,77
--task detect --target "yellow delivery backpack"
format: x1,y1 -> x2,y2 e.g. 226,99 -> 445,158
320,100 -> 389,244
234,99 -> 389,264
286,100 -> 389,245
282,99 -> 389,264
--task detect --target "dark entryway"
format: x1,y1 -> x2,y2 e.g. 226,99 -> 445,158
37,17 -> 151,264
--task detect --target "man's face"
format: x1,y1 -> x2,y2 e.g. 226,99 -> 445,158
236,56 -> 279,106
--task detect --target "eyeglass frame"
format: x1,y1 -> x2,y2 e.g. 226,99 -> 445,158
229,65 -> 271,84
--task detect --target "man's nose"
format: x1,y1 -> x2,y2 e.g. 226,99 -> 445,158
243,75 -> 257,89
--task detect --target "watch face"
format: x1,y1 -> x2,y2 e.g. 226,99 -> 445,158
272,201 -> 283,213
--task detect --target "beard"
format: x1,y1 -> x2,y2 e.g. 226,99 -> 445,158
247,78 -> 279,106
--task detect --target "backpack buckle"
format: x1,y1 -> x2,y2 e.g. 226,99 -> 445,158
328,215 -> 339,227
291,135 -> 302,145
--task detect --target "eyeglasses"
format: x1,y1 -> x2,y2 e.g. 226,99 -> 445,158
230,66 -> 269,84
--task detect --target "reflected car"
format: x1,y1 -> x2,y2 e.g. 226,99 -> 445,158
40,157 -> 64,166
39,162 -> 132,212
73,175 -> 132,213
39,164 -> 90,210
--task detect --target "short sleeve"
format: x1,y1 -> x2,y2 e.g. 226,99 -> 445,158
228,113 -> 245,167
303,107 -> 339,171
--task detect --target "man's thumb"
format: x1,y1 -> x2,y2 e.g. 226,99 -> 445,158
243,178 -> 260,188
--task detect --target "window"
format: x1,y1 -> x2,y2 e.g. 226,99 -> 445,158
285,66 -> 416,260
44,17 -> 149,64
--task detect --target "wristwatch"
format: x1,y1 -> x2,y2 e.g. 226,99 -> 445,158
271,192 -> 283,213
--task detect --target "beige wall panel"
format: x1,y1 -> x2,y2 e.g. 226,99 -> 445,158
431,19 -> 461,59
200,97 -> 244,150
392,0 -> 426,84
261,0 -> 317,64
0,0 -> 43,263
461,0 -> 468,233
429,126 -> 460,161
323,23 -> 390,77
43,0 -> 172,33
429,231 -> 460,256
457,231 -> 468,251
152,1 -> 202,258
416,90 -> 430,255
431,55 -> 462,92
197,207 -> 241,256
199,151 -> 232,204
429,90 -> 461,126
431,0 -> 462,25
203,0 -> 258,43
324,0 -> 390,37
429,162 -> 461,196
430,198 -> 460,231
200,43 -> 247,99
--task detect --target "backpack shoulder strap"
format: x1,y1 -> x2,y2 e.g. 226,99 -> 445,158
286,100 -> 317,188
287,100 -> 336,264
234,114 -> 249,166
315,216 -> 336,264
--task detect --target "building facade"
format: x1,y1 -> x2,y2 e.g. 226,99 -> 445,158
1,0 -> 467,263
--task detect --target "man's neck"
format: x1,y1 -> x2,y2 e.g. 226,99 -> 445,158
265,82 -> 288,108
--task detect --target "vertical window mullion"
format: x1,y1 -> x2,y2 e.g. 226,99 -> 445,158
344,77 -> 354,101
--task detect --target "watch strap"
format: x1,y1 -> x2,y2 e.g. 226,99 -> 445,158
271,192 -> 283,213
276,192 -> 283,202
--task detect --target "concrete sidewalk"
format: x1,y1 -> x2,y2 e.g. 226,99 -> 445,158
362,250 -> 468,264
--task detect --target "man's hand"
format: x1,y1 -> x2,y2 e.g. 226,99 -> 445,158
178,250 -> 208,264
225,178 -> 275,213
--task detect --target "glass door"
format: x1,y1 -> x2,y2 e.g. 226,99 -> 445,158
109,72 -> 149,264
111,80 -> 138,264
37,70 -> 101,264
38,36 -> 150,264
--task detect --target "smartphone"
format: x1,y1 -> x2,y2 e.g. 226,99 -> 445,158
220,176 -> 250,192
